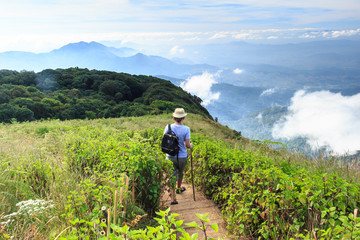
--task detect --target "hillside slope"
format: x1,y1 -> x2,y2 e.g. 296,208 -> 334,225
0,115 -> 359,239
0,68 -> 212,123
0,114 -> 239,238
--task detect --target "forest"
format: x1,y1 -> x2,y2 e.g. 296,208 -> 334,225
0,68 -> 211,123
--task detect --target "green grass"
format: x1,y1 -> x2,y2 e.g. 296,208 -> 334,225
0,115 -> 358,239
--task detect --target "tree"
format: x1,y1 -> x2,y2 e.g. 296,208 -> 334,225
32,102 -> 52,119
0,91 -> 11,104
10,86 -> 30,98
36,69 -> 60,91
19,71 -> 37,86
0,103 -> 16,123
150,100 -> 178,114
0,68 -> 213,122
61,103 -> 86,120
15,107 -> 34,122
38,98 -> 63,118
0,103 -> 34,123
11,98 -> 34,109
128,103 -> 151,117
99,80 -> 131,100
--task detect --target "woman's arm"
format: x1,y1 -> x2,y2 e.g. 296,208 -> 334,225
185,139 -> 193,149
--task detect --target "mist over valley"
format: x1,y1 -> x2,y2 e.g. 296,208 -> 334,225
1,39 -> 359,156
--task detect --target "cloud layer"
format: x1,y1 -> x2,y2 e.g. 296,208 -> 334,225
260,88 -> 277,97
0,0 -> 360,52
1,28 -> 359,53
233,68 -> 244,74
180,72 -> 220,106
272,90 -> 360,155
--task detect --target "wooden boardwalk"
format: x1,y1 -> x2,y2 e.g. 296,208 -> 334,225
161,182 -> 234,240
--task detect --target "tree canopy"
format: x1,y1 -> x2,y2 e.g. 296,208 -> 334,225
0,68 -> 211,123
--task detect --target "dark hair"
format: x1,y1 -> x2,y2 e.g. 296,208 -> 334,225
174,117 -> 184,123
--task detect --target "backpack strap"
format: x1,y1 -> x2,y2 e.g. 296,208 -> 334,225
167,124 -> 172,134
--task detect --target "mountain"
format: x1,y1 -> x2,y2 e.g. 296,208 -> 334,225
0,41 -> 218,79
51,41 -> 136,57
1,40 -> 359,156
185,39 -> 360,70
1,40 -> 359,91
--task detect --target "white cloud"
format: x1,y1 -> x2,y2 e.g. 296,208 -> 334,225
272,90 -> 360,155
170,45 -> 185,55
180,72 -> 220,106
1,28 -> 360,53
299,33 -> 317,39
327,29 -> 360,38
185,36 -> 202,41
233,32 -> 259,40
233,68 -> 244,74
260,88 -> 277,97
0,0 -> 360,52
209,33 -> 228,40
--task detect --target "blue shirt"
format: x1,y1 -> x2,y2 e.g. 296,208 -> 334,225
164,124 -> 190,158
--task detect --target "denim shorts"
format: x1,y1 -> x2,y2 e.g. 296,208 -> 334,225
167,156 -> 188,181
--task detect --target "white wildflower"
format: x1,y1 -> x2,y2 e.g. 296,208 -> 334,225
1,199 -> 55,227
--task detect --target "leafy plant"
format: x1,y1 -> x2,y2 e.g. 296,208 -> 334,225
1,113 -> 359,239
186,213 -> 219,240
19,158 -> 54,198
64,126 -> 173,216
58,208 -> 219,240
0,157 -> 35,215
189,135 -> 360,239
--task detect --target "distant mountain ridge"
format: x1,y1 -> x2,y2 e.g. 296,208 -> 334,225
186,39 -> 360,70
1,39 -> 359,156
1,40 -> 359,89
0,41 -> 218,78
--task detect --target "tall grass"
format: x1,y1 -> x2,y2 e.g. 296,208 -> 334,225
0,115 -> 359,239
1,116 -> 173,238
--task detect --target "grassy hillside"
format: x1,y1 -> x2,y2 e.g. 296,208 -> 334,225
0,115 -> 359,239
0,114 -> 238,238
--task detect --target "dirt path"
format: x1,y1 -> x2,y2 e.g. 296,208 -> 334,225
161,182 -> 234,240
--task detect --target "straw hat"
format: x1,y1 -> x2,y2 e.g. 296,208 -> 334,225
172,108 -> 187,118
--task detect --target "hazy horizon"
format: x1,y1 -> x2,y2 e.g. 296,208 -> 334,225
1,0 -> 359,155
1,0 -> 360,57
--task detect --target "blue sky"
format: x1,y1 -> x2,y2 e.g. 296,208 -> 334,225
0,0 -> 359,53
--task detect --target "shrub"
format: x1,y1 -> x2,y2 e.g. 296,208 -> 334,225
64,126 -> 173,216
189,135 -> 360,239
64,172 -> 138,238
59,208 -> 218,240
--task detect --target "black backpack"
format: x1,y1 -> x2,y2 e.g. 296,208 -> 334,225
161,124 -> 180,156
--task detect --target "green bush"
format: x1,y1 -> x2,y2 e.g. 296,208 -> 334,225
64,172 -> 138,238
64,126 -> 173,216
60,208 -> 218,240
189,135 -> 360,239
20,158 -> 54,197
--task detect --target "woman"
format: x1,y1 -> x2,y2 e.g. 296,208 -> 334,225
164,108 -> 193,205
